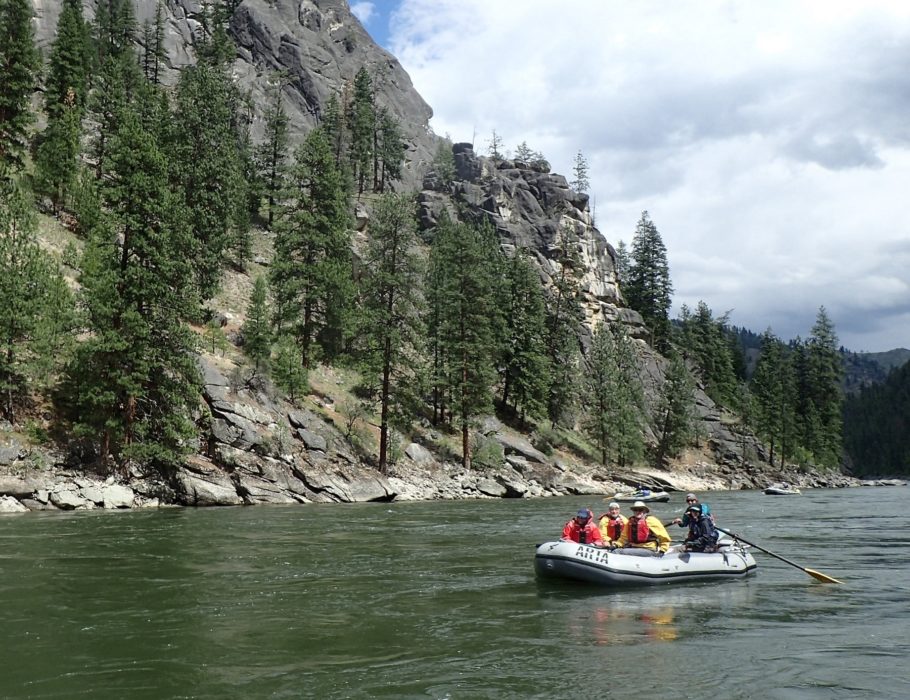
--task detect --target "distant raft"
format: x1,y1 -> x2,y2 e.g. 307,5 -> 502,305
764,483 -> 802,495
612,490 -> 671,503
534,540 -> 757,587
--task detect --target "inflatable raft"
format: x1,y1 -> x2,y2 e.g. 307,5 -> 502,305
534,540 -> 757,586
612,490 -> 671,503
764,483 -> 801,495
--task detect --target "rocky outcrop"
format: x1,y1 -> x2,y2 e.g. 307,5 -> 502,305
419,144 -> 648,350
32,0 -> 438,191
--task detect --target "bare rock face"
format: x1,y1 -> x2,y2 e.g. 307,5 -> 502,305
32,0 -> 438,191
419,143 -> 648,349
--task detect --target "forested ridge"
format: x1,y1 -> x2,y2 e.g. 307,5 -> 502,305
0,0 -> 905,494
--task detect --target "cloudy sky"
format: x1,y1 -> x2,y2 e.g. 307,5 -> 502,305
351,0 -> 910,353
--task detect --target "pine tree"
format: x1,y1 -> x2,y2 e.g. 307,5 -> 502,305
625,211 -> 674,352
322,93 -> 348,168
374,106 -> 404,193
676,300 -> 739,408
348,67 -> 375,194
803,307 -> 843,466
486,129 -> 504,162
356,192 -> 423,473
87,0 -> 143,180
65,107 -> 199,471
545,221 -> 584,426
140,1 -> 166,84
751,330 -> 787,467
271,127 -> 352,369
0,181 -> 63,421
614,239 -> 630,286
514,141 -> 534,163
0,0 -> 40,175
35,0 -> 92,209
169,61 -> 247,298
571,150 -> 590,194
499,249 -> 548,421
425,214 -> 498,468
271,334 -> 307,403
256,78 -> 290,229
583,323 -> 646,467
35,92 -> 82,213
46,0 -> 92,117
652,352 -> 696,467
242,275 -> 271,373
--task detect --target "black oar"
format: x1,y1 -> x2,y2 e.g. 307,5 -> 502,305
716,526 -> 842,584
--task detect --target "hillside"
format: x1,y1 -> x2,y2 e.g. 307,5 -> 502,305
0,0 -> 875,513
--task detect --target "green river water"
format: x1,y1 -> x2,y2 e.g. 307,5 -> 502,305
1,486 -> 907,699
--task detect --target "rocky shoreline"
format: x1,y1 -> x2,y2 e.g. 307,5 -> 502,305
2,354 -> 901,515
0,429 -> 901,514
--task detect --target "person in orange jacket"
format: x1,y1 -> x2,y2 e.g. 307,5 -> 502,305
614,501 -> 671,553
561,508 -> 604,546
597,501 -> 627,546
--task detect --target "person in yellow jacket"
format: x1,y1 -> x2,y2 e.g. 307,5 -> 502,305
597,501 -> 627,546
614,501 -> 671,553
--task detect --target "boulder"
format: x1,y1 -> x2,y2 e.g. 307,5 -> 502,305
405,443 -> 434,466
0,495 -> 28,513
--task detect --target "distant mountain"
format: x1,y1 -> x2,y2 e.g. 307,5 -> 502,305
841,347 -> 910,394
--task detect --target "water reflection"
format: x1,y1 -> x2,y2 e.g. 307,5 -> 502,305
537,580 -> 758,646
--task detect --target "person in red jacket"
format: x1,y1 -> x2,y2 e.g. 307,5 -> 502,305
561,508 -> 604,546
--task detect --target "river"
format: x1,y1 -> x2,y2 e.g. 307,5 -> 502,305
1,485 -> 907,699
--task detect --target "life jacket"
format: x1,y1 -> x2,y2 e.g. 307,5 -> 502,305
628,515 -> 652,544
605,516 -> 624,541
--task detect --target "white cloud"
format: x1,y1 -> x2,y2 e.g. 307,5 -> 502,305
388,0 -> 910,351
350,2 -> 376,24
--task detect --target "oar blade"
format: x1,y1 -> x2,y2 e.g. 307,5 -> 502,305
805,568 -> 843,584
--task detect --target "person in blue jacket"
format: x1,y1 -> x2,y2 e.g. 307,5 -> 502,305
671,493 -> 712,527
681,504 -> 719,552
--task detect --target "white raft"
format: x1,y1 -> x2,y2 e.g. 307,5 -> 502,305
764,483 -> 801,495
612,490 -> 671,503
534,540 -> 757,587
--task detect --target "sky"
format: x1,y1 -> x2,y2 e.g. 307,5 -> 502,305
350,0 -> 910,353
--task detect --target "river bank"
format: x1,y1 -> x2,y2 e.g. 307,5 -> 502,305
0,437 -> 899,514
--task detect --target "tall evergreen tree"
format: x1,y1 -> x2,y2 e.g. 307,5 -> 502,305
46,0 -> 92,116
0,181 -> 64,421
169,61 -> 247,298
141,1 -> 166,84
803,307 -> 843,466
356,192 -> 423,473
425,215 -> 498,468
35,93 -> 82,213
652,352 -> 696,467
271,127 -> 352,368
544,221 -> 584,426
65,108 -> 199,470
571,150 -> 590,194
614,239 -> 630,286
374,106 -> 404,193
583,323 -> 646,467
256,78 -> 290,229
676,300 -> 739,408
751,330 -> 788,467
241,275 -> 271,373
322,93 -> 348,169
498,248 -> 548,421
0,0 -> 40,175
625,211 -> 673,352
36,0 -> 91,208
88,0 -> 143,180
348,67 -> 375,195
